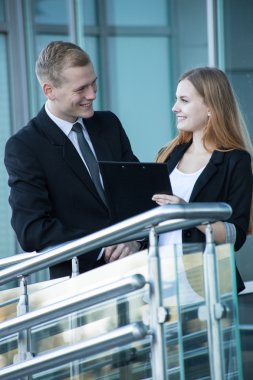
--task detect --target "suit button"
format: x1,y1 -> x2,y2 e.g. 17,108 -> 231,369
184,231 -> 192,238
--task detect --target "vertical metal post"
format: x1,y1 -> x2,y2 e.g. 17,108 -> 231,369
13,276 -> 33,379
71,257 -> 80,278
116,299 -> 130,379
148,227 -> 168,380
206,0 -> 218,66
203,224 -> 225,379
70,256 -> 80,378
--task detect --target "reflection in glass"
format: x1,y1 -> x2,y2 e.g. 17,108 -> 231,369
0,36 -> 16,272
170,0 -> 208,79
108,36 -> 172,161
0,0 -> 5,22
107,0 -> 169,26
82,0 -> 97,26
224,0 -> 253,142
34,0 -> 68,25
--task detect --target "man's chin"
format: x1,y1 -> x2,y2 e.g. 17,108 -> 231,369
82,109 -> 94,119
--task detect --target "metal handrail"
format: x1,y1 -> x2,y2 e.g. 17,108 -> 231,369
0,252 -> 39,267
0,322 -> 148,380
0,274 -> 146,339
0,202 -> 234,380
0,203 -> 232,285
0,218 -> 209,269
239,324 -> 253,331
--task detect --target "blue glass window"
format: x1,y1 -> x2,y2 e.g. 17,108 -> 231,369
34,0 -> 68,25
0,35 -> 16,259
107,0 -> 169,26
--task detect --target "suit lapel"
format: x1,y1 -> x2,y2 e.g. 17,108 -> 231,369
35,107 -> 107,207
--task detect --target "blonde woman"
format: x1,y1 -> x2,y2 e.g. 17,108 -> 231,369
153,67 -> 253,293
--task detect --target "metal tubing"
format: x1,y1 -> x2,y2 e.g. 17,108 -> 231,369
206,0 -> 217,66
0,252 -> 39,268
14,277 -> 33,364
148,227 -> 168,380
0,203 -> 232,285
71,256 -> 79,277
0,218 -> 216,269
0,322 -> 148,380
117,218 -> 217,244
0,274 -> 146,339
203,224 -> 225,380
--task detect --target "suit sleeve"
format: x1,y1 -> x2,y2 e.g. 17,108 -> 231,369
4,136 -> 86,252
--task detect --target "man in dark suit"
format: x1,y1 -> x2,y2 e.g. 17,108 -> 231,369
4,41 -> 142,279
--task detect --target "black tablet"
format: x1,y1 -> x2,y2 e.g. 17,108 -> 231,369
99,161 -> 172,222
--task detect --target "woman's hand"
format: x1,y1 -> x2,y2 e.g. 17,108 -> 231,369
152,194 -> 187,206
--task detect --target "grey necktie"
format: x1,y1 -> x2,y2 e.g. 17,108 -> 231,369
72,122 -> 107,206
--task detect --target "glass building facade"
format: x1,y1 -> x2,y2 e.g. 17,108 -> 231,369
0,0 -> 253,282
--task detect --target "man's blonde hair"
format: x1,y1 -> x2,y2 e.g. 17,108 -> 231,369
35,41 -> 91,87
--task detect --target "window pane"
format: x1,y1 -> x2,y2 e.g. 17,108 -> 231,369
34,0 -> 68,25
0,35 -> 16,259
224,0 -> 253,141
108,37 -> 172,161
223,0 -> 253,283
82,0 -> 97,26
0,0 -> 5,22
171,0 -> 208,79
107,0 -> 169,26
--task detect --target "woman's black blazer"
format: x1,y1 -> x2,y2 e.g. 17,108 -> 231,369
166,142 -> 253,293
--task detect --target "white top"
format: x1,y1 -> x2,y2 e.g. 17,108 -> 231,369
159,165 -> 205,246
158,165 -> 206,304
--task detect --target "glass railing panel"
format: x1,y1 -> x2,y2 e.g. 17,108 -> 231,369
25,249 -> 179,378
0,277 -> 70,368
219,243 -> 243,379
173,243 -> 242,380
0,244 -> 241,379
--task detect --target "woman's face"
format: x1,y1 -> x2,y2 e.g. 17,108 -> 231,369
172,78 -> 209,134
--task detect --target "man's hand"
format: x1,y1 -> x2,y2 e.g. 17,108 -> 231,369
104,241 -> 141,263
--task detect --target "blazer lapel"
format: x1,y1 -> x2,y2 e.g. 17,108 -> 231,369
190,151 -> 225,201
35,107 -> 107,207
166,142 -> 191,174
167,142 -> 225,202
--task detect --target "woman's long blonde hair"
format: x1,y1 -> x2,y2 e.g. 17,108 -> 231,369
156,67 -> 253,233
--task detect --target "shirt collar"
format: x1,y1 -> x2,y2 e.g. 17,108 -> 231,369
45,102 -> 84,136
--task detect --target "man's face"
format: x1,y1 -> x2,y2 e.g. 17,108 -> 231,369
47,63 -> 97,122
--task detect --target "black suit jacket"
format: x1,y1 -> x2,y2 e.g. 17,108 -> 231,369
166,142 -> 253,293
4,106 -> 138,278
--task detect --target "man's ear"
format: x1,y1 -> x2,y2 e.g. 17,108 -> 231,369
42,82 -> 55,100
